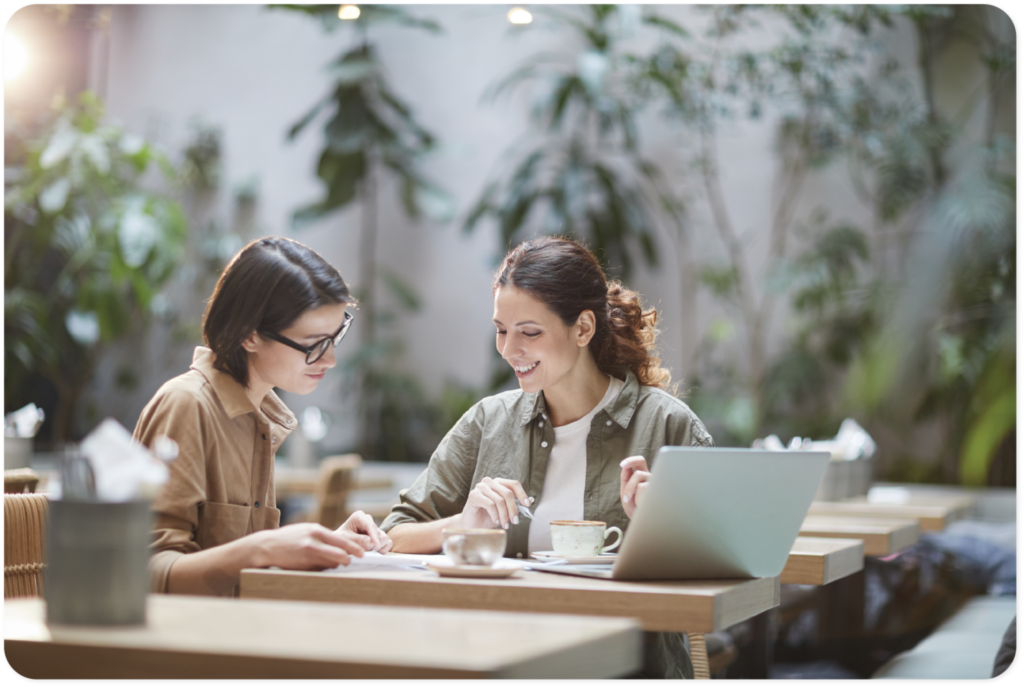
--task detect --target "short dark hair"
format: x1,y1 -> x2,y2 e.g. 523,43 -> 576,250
202,237 -> 356,387
494,236 -> 671,390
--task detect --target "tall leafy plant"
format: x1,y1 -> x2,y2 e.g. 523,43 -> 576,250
464,5 -> 687,281
838,5 -> 1016,485
637,5 -> 1015,484
273,4 -> 452,461
4,92 -> 187,442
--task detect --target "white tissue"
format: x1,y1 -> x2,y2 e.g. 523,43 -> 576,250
79,418 -> 170,501
4,403 -> 45,437
757,434 -> 787,451
753,418 -> 877,462
832,418 -> 877,460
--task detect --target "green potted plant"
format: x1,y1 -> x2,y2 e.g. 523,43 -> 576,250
5,92 -> 187,443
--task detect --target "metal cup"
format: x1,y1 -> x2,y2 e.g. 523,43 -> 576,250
45,499 -> 152,625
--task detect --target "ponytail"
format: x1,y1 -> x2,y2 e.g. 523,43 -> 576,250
595,281 -> 672,389
494,236 -> 674,391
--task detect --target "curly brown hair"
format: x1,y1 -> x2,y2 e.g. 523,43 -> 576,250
493,236 -> 672,390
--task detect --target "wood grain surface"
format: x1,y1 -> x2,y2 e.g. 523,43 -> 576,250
5,595 -> 641,679
807,496 -> 973,532
799,515 -> 920,556
781,537 -> 864,585
240,567 -> 780,634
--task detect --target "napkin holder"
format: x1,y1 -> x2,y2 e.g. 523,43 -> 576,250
4,436 -> 33,470
45,499 -> 152,625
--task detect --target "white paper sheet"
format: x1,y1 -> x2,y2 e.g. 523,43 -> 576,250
324,551 -> 531,573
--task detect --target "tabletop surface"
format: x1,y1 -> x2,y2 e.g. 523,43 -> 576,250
240,565 -> 780,634
799,515 -> 920,556
807,494 -> 974,532
781,537 -> 865,585
4,594 -> 641,679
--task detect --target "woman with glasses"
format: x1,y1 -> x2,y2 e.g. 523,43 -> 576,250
133,237 -> 390,596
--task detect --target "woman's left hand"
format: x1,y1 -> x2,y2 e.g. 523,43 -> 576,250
619,455 -> 651,520
338,510 -> 393,553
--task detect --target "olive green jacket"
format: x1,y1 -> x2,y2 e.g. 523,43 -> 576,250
381,370 -> 713,556
381,371 -> 714,679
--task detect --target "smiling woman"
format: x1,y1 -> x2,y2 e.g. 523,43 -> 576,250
381,236 -> 713,678
132,237 -> 391,597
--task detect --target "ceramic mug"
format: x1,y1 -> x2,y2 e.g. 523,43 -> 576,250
442,528 -> 506,567
550,520 -> 622,557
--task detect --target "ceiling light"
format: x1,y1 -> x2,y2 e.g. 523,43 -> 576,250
338,5 -> 360,21
508,8 -> 532,25
5,33 -> 28,82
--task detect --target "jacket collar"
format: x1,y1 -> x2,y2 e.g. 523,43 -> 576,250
518,370 -> 639,428
190,347 -> 296,429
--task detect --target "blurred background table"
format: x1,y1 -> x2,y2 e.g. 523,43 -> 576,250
799,515 -> 920,556
5,595 -> 641,679
806,493 -> 975,532
781,537 -> 864,585
275,460 -> 423,524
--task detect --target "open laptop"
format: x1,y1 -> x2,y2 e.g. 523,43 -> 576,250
535,447 -> 830,580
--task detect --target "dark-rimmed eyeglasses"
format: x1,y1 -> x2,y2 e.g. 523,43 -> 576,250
260,311 -> 354,364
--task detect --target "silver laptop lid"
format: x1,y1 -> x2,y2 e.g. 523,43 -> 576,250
611,447 -> 830,580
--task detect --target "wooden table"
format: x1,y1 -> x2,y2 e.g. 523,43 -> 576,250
736,537 -> 866,678
241,568 -> 779,635
4,595 -> 641,679
275,462 -> 422,522
274,467 -> 389,494
780,537 -> 864,585
807,493 -> 974,532
799,515 -> 920,556
275,462 -> 423,496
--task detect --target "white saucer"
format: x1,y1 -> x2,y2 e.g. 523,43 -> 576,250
530,551 -> 618,565
427,564 -> 519,579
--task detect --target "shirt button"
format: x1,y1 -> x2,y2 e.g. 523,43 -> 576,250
255,501 -> 260,508
539,422 -> 544,427
541,441 -> 548,448
262,433 -> 267,440
516,553 -> 523,559
606,420 -> 612,426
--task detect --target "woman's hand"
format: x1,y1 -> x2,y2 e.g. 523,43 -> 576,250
339,510 -> 392,553
461,477 -> 532,530
250,522 -> 371,570
619,455 -> 651,520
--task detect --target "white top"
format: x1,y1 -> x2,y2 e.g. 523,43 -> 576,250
528,376 -> 625,553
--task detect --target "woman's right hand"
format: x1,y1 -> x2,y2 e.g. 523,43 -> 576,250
250,522 -> 371,570
461,477 -> 532,530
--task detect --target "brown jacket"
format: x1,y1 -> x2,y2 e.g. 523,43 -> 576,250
133,347 -> 296,594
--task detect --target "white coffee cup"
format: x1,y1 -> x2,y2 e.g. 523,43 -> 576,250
550,520 -> 622,557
